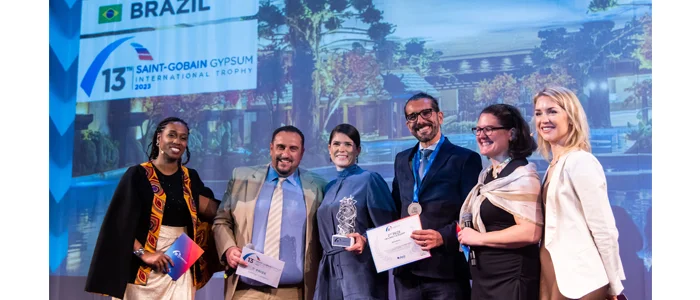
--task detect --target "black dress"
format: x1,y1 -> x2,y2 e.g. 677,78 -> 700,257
470,158 -> 540,300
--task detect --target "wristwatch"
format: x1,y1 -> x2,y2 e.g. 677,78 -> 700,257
133,248 -> 145,257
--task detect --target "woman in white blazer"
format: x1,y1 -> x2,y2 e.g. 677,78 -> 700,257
533,87 -> 626,300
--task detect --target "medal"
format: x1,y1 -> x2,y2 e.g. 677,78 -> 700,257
408,202 -> 422,216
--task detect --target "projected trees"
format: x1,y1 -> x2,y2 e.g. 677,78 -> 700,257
474,73 -> 520,105
472,67 -> 576,116
587,0 -> 619,13
256,49 -> 288,130
318,43 -> 382,130
380,39 -> 443,77
73,130 -> 120,176
626,14 -> 651,153
257,1 -> 442,136
283,0 -> 394,140
634,14 -> 652,70
623,79 -> 651,154
471,16 -> 649,129
529,19 -> 645,128
256,3 -> 288,131
520,67 -> 577,98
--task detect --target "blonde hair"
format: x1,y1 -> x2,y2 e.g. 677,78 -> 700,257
532,86 -> 591,161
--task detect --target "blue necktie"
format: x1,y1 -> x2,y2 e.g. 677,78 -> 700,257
419,149 -> 433,179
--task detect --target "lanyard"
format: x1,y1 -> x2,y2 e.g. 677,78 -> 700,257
411,135 -> 445,204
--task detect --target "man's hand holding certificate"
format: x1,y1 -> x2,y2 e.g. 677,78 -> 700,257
235,247 -> 286,288
366,215 -> 431,273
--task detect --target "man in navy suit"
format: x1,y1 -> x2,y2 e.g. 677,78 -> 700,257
391,92 -> 482,300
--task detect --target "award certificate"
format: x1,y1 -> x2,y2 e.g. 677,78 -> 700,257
366,215 -> 431,273
235,247 -> 286,288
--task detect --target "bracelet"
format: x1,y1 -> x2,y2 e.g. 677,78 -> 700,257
133,248 -> 145,257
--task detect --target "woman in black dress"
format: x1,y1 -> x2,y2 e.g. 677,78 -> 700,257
458,104 -> 543,300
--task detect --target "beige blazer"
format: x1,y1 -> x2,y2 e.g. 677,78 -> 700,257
543,150 -> 626,298
212,164 -> 327,300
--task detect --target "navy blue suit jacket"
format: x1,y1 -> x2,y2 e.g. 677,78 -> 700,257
391,137 -> 482,280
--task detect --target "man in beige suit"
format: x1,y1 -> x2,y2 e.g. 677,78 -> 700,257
213,125 -> 327,300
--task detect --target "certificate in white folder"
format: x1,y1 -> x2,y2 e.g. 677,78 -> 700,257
235,247 -> 286,288
366,215 -> 431,273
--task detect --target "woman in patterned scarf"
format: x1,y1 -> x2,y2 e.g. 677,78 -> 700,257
85,117 -> 222,299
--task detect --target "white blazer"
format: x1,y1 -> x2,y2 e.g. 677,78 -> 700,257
543,150 -> 626,298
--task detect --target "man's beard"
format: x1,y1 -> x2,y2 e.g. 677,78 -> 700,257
412,123 -> 437,142
274,156 -> 294,176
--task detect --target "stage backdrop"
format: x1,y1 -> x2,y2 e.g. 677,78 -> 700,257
49,0 -> 652,299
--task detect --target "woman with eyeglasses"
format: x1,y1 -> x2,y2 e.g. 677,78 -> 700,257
534,87 -> 625,300
458,104 -> 542,300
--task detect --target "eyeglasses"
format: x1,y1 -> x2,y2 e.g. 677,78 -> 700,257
471,126 -> 509,136
405,108 -> 434,122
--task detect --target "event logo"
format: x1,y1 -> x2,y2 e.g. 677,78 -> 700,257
131,43 -> 154,60
79,36 -> 155,97
242,253 -> 261,264
98,4 -> 123,24
172,250 -> 187,264
385,225 -> 393,232
78,19 -> 256,102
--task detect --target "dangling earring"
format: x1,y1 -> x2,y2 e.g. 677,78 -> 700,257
156,141 -> 164,154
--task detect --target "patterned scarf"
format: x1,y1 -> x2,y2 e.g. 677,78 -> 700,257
135,161 -> 219,289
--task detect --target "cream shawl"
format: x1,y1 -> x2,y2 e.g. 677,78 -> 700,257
459,162 -> 543,233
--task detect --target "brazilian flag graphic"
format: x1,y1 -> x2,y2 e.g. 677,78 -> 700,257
98,4 -> 123,24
